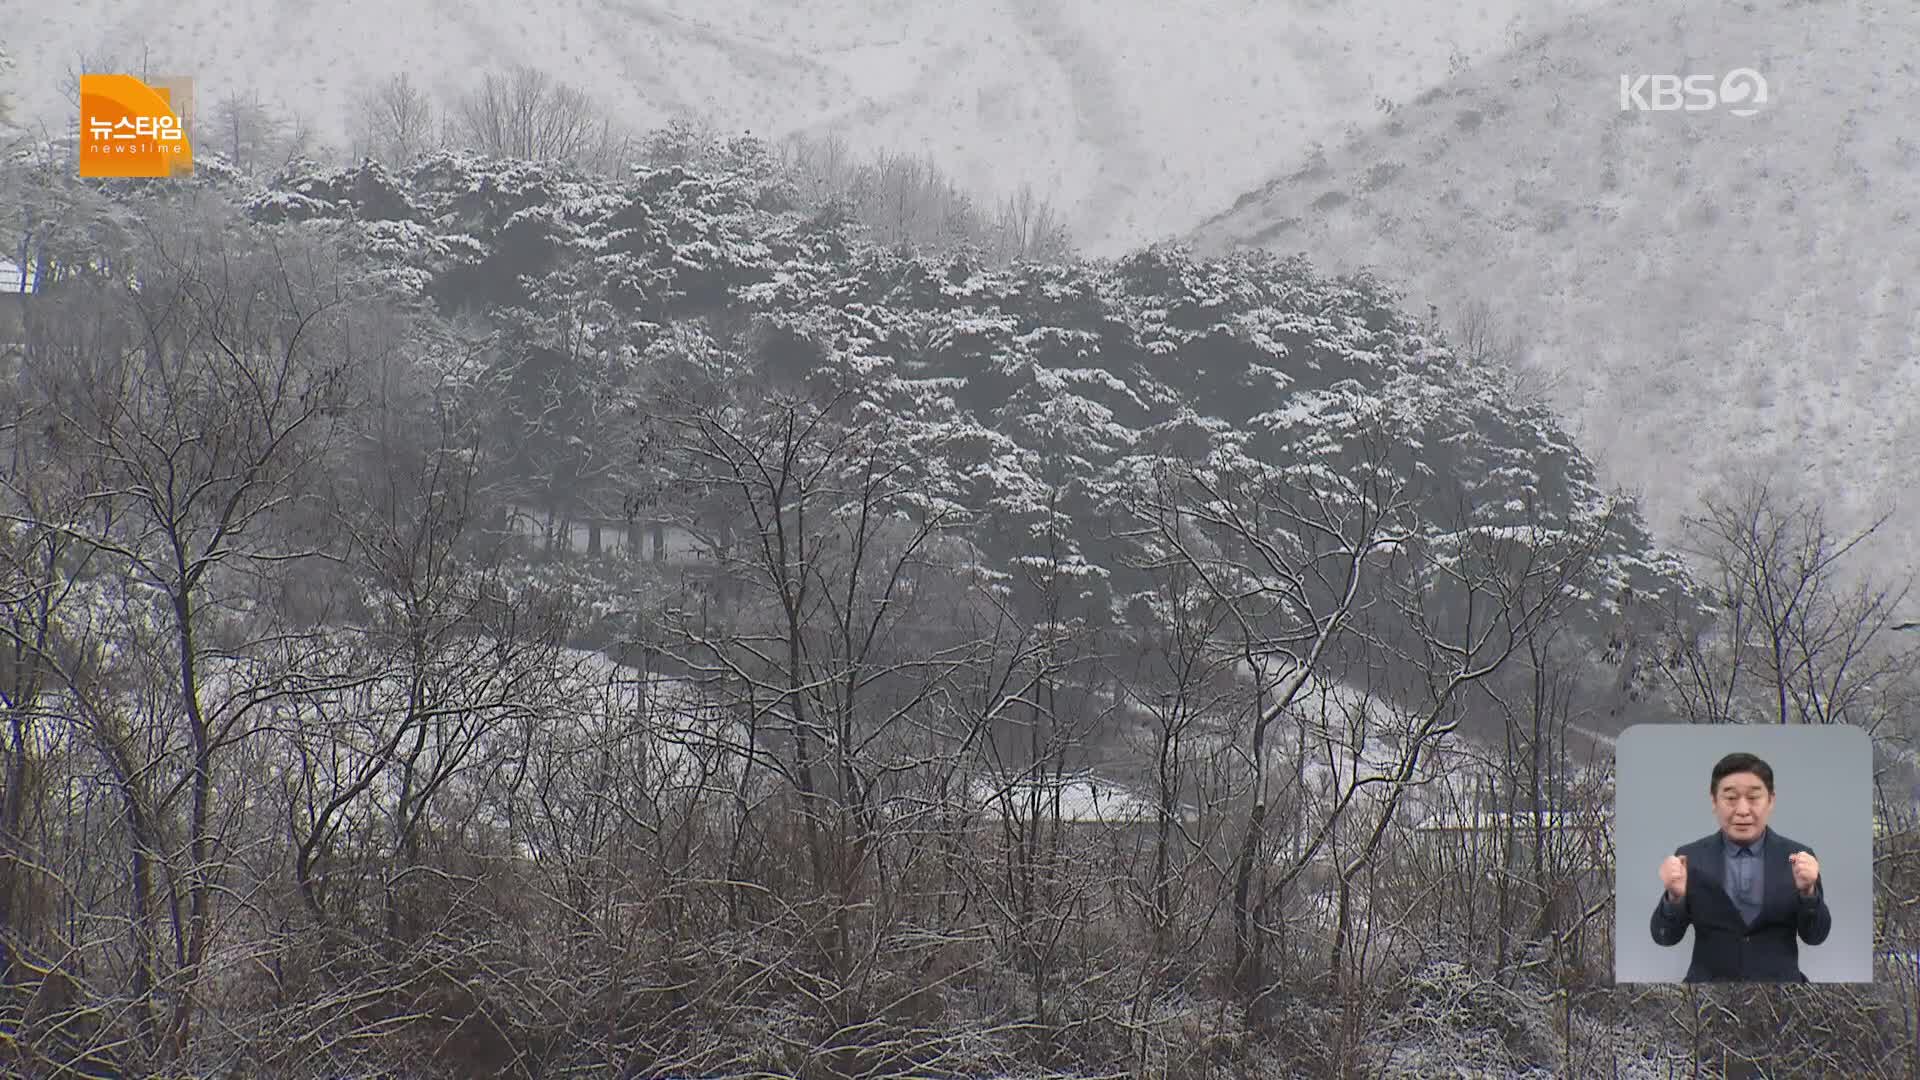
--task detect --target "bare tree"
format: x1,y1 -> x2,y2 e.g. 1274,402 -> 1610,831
966,508 -> 1110,1052
1111,458 -> 1242,964
1129,390 -> 1610,999
770,132 -> 1074,263
638,352 -> 1058,1072
453,65 -> 628,171
350,72 -> 438,165
777,130 -> 856,199
1127,413 -> 1412,995
1666,481 -> 1912,728
58,45 -> 159,108
257,380 -> 576,1067
206,89 -> 315,175
4,201 -> 356,1063
994,182 -> 1073,263
0,354 -> 108,1019
1452,297 -> 1558,408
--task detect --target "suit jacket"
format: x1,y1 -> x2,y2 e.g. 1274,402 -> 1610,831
1649,827 -> 1832,982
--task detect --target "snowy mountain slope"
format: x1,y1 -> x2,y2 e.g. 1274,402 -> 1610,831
0,0 -> 1613,254
1191,0 -> 1920,571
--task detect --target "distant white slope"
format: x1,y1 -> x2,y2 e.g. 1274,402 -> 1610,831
1194,0 -> 1920,571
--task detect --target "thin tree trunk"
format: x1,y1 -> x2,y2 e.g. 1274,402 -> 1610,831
168,591 -> 213,1060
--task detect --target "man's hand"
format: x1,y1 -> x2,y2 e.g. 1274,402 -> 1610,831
1660,854 -> 1688,900
1789,851 -> 1820,896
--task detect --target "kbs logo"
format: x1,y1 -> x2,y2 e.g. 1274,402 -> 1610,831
79,74 -> 195,178
1619,69 -> 1768,117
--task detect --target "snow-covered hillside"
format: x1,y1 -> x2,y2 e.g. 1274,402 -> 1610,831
0,0 -> 1610,253
1193,0 -> 1920,570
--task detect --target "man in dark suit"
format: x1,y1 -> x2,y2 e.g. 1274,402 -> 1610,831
1649,751 -> 1832,982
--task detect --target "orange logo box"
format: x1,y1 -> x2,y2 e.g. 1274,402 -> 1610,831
79,74 -> 195,178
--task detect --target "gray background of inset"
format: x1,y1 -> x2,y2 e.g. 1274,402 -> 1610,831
1613,723 -> 1873,984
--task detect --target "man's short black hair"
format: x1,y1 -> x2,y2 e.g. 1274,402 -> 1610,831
1710,752 -> 1774,796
